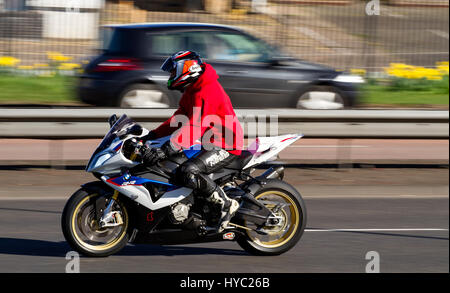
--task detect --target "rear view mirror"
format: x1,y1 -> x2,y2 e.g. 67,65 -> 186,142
108,114 -> 118,128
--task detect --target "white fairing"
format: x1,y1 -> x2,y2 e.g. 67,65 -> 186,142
86,137 -> 140,174
102,175 -> 193,211
86,115 -> 302,212
96,135 -> 195,210
244,134 -> 303,169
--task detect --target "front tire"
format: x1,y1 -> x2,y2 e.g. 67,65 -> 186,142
296,85 -> 347,110
236,180 -> 307,256
61,188 -> 130,257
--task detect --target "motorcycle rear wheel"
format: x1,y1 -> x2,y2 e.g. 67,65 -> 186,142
236,180 -> 307,256
61,188 -> 130,257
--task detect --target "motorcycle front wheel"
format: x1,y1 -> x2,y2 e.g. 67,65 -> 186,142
61,188 -> 130,257
236,179 -> 307,256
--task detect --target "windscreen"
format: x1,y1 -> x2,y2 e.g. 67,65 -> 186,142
100,114 -> 136,150
87,115 -> 137,169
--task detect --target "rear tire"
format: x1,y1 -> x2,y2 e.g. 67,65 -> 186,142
236,179 -> 307,256
61,188 -> 130,257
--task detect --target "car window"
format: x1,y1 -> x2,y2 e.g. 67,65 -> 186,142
100,27 -> 114,51
104,28 -> 144,56
148,30 -> 274,62
208,32 -> 272,63
150,33 -> 186,56
104,28 -> 133,54
184,31 -> 211,59
150,31 -> 211,59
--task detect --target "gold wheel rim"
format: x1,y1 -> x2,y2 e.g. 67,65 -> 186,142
71,194 -> 128,251
245,190 -> 300,248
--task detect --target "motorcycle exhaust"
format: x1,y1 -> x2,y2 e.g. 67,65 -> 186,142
260,166 -> 285,180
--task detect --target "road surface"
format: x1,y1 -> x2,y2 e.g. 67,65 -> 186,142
0,167 -> 448,273
0,197 -> 447,273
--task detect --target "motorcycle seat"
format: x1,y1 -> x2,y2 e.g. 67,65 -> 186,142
226,150 -> 253,170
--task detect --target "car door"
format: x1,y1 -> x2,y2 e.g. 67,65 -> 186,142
185,30 -> 299,108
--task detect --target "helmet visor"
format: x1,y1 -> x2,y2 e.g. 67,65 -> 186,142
161,56 -> 176,72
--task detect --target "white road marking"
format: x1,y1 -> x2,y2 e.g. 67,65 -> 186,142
305,228 -> 448,232
428,30 -> 449,40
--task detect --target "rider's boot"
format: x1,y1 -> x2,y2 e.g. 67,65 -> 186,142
207,186 -> 240,233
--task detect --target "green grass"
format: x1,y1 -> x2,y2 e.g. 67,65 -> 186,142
360,77 -> 449,108
0,74 -> 448,108
0,74 -> 78,104
361,85 -> 449,107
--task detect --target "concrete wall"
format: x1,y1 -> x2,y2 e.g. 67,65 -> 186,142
41,11 -> 99,39
204,0 -> 232,13
26,0 -> 104,39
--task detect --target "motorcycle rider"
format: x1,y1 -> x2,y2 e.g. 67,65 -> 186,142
139,51 -> 243,232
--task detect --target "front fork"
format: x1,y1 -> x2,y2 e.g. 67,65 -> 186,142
98,190 -> 124,228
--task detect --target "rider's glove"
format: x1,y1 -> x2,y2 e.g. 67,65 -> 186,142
141,140 -> 179,166
141,146 -> 166,166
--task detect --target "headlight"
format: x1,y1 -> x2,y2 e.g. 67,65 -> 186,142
92,153 -> 112,169
333,74 -> 365,84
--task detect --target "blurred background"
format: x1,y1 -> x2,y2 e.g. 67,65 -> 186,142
0,0 -> 448,108
0,1 -> 448,273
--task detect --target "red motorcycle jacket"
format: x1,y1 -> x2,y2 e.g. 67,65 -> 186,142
151,63 -> 244,156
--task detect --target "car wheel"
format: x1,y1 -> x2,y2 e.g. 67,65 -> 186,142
118,84 -> 171,108
296,86 -> 346,110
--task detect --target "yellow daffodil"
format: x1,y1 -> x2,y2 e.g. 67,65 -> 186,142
350,68 -> 366,77
385,62 -> 448,81
436,61 -> 449,75
58,63 -> 81,70
17,65 -> 34,70
34,63 -> 49,68
0,56 -> 20,67
47,51 -> 73,62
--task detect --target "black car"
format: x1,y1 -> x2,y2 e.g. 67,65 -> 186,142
78,23 -> 363,109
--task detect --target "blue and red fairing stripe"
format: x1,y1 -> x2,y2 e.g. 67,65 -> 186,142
107,175 -> 177,188
113,142 -> 123,152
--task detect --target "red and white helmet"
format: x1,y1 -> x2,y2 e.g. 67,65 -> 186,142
161,51 -> 204,91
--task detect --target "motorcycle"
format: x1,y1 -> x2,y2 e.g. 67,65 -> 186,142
61,114 -> 307,257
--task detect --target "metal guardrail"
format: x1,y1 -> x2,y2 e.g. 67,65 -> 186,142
0,109 -> 448,139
